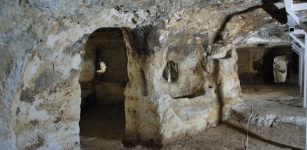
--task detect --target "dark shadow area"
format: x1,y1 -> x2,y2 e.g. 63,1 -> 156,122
173,88 -> 205,99
262,46 -> 298,84
224,122 -> 303,150
262,0 -> 287,24
237,46 -> 299,85
80,104 -> 125,139
131,25 -> 159,57
79,28 -> 128,140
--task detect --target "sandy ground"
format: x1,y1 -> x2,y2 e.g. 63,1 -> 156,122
80,85 -> 305,150
80,104 -> 125,140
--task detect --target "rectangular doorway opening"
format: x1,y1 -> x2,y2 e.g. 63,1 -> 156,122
237,46 -> 301,104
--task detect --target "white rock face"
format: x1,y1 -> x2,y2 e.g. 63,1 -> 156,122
0,0 -> 289,149
273,55 -> 289,83
97,61 -> 107,74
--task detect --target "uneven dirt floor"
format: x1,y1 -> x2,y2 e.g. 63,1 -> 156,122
241,84 -> 301,102
80,85 -> 305,150
80,103 -> 125,140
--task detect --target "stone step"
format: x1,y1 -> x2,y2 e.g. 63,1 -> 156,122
230,98 -> 306,127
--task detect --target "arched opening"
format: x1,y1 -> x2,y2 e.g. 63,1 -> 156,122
78,28 -> 129,141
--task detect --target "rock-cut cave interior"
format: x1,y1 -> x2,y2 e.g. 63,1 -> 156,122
0,0 -> 307,150
79,28 -> 128,141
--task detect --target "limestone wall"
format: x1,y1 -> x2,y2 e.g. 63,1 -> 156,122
0,0 -> 290,149
123,5 -> 290,146
0,0 -> 155,149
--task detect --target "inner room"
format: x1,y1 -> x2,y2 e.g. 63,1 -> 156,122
78,28 -> 128,141
237,45 -> 302,103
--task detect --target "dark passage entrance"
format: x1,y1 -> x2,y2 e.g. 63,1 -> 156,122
79,28 -> 128,140
237,46 -> 301,105
237,46 -> 299,85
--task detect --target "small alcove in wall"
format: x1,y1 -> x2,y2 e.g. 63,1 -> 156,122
78,28 -> 129,140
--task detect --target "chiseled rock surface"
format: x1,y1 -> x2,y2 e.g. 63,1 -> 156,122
273,55 -> 289,83
0,0 -> 289,149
